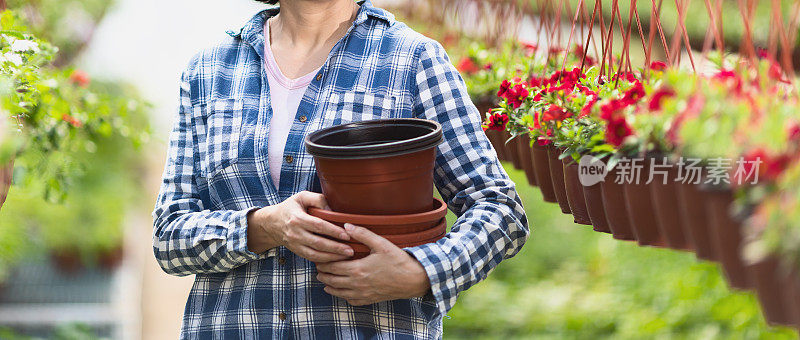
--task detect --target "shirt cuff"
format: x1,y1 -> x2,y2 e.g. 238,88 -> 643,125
404,241 -> 457,317
230,206 -> 274,261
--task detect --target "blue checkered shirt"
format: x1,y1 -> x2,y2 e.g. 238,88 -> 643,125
152,2 -> 528,339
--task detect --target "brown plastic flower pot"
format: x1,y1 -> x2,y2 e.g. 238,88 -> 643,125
751,257 -> 797,327
583,181 -> 611,233
649,166 -> 692,251
0,160 -> 13,211
531,143 -> 558,203
623,164 -> 666,247
677,180 -> 718,261
790,271 -> 800,327
705,188 -> 753,290
562,158 -> 591,225
517,135 -> 537,187
485,129 -> 509,161
600,167 -> 636,241
308,197 -> 447,235
503,130 -> 523,169
547,146 -> 571,214
345,219 -> 448,259
306,119 -> 442,215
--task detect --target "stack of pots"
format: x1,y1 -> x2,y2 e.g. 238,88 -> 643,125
484,135 -> 800,328
305,119 -> 448,258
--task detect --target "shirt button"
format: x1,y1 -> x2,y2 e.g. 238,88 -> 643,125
284,155 -> 294,164
298,115 -> 307,123
278,312 -> 287,321
278,257 -> 286,265
315,73 -> 323,81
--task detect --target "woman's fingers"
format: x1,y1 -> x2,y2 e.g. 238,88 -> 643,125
316,272 -> 353,289
295,191 -> 331,211
298,230 -> 353,256
296,245 -> 351,263
299,214 -> 350,241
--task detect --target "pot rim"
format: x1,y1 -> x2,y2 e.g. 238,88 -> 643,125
305,118 -> 443,159
346,219 -> 447,251
308,197 -> 447,223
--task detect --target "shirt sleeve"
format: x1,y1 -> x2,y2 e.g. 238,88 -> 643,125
404,40 -> 530,316
151,65 -> 271,277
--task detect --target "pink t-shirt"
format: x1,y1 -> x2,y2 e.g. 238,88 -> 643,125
264,22 -> 321,187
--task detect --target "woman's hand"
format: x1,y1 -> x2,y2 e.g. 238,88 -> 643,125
247,191 -> 354,262
315,224 -> 432,306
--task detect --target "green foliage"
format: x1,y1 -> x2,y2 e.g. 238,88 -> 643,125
443,167 -> 797,339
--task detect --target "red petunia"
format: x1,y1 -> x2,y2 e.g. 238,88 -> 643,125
649,61 -> 667,71
605,116 -> 632,147
621,81 -> 646,104
648,87 -> 675,111
787,122 -> 800,142
62,114 -> 83,128
485,113 -> 509,131
541,104 -> 572,122
456,57 -> 480,75
522,42 -> 538,57
497,80 -> 512,98
504,84 -> 529,109
69,70 -> 91,88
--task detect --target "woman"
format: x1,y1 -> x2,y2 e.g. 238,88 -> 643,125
152,0 -> 528,338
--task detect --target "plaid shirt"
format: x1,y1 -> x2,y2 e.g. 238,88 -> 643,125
152,1 -> 528,339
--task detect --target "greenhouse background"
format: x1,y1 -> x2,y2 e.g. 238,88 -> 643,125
0,0 -> 799,338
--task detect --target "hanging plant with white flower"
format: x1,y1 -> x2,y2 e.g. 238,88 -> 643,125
0,11 -> 149,207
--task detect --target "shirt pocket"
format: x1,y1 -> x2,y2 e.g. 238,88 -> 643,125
198,98 -> 244,179
323,91 -> 397,127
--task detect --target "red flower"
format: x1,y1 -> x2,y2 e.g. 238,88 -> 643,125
768,62 -> 789,83
61,114 -> 83,128
485,113 -> 509,131
621,81 -> 645,104
649,61 -> 667,71
581,95 -> 599,117
541,104 -> 571,122
497,80 -> 512,98
787,122 -> 800,142
648,87 -> 675,111
504,84 -> 529,109
605,116 -> 632,147
483,63 -> 493,71
69,70 -> 91,88
742,148 -> 792,182
456,57 -> 480,75
522,42 -> 538,57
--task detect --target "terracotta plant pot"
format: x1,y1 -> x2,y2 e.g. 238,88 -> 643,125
623,163 -> 666,247
582,181 -> 611,233
677,180 -> 717,261
751,257 -> 797,327
705,188 -> 753,290
531,143 -> 558,203
345,219 -> 448,259
308,197 -> 447,235
0,160 -> 13,211
503,131 -> 523,169
306,119 -> 442,215
562,158 -> 591,225
600,167 -> 636,241
547,146 -> 571,214
649,166 -> 692,251
51,249 -> 83,275
485,129 -> 509,161
98,246 -> 125,271
516,135 -> 537,186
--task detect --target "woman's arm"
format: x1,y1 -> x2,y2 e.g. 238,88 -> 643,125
404,40 -> 530,316
151,69 -> 266,276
